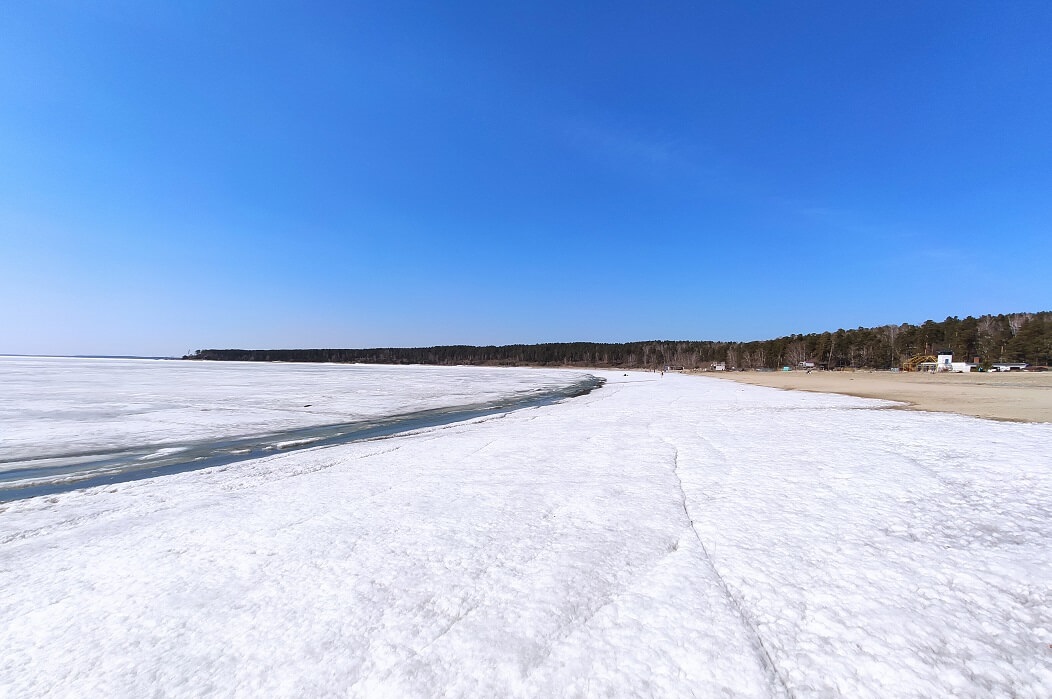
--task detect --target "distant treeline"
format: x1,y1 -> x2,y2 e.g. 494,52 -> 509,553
186,311 -> 1052,370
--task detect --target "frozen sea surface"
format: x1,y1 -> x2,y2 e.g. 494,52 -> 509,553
0,357 -> 598,495
2,366 -> 1052,697
0,357 -> 596,461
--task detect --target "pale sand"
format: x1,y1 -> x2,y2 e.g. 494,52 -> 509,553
701,370 -> 1052,423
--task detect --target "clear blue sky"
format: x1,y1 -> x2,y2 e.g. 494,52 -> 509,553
2,1 -> 1050,356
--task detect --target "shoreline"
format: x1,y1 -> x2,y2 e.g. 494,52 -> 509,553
697,369 -> 1052,424
4,370 -> 1050,696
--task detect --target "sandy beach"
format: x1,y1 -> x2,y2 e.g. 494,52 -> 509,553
704,369 -> 1052,423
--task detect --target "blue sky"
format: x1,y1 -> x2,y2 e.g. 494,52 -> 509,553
2,1 -> 1050,356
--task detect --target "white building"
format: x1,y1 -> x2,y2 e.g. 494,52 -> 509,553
937,352 -> 977,373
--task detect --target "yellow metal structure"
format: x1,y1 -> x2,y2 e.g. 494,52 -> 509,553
902,354 -> 936,372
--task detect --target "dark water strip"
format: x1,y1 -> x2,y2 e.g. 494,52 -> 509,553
1,375 -> 605,503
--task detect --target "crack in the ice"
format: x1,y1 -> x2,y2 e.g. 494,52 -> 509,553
659,433 -> 795,699
467,440 -> 497,457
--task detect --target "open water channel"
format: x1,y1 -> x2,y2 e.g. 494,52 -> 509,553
0,375 -> 605,503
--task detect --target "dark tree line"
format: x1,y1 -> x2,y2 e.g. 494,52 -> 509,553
186,311 -> 1052,370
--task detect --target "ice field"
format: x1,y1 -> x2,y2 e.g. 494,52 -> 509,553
0,357 -> 596,467
2,359 -> 1052,697
0,358 -> 600,497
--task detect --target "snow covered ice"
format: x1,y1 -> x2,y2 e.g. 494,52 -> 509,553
2,359 -> 1051,697
0,357 -> 593,467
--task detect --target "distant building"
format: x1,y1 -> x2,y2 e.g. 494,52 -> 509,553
711,362 -> 726,371
991,362 -> 1029,372
937,351 -> 978,373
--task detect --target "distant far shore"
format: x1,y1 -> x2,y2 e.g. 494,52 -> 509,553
701,369 -> 1052,424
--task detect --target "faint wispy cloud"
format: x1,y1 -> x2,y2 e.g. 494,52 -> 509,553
771,198 -> 923,244
562,116 -> 681,170
795,205 -> 850,220
914,247 -> 972,263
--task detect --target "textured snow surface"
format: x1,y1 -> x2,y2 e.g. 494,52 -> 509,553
0,356 -> 591,467
2,367 -> 1052,698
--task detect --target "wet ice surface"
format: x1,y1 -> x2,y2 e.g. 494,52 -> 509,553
2,368 -> 1052,697
0,357 -> 595,490
0,357 -> 593,460
0,358 -> 601,498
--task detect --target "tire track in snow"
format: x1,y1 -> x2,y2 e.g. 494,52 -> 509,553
655,428 -> 794,699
